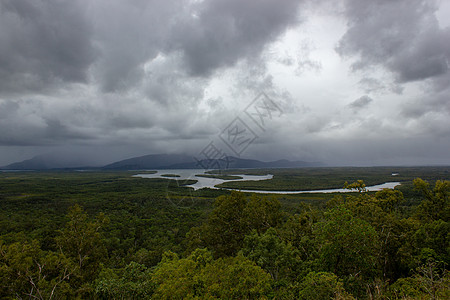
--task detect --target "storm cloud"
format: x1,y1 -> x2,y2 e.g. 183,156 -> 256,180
0,0 -> 449,166
0,0 -> 96,93
337,0 -> 450,84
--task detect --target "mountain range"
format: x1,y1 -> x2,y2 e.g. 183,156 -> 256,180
1,153 -> 322,170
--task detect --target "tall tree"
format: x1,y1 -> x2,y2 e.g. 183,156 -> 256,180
316,206 -> 380,296
55,205 -> 108,295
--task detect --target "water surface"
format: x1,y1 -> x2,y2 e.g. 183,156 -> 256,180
134,169 -> 401,194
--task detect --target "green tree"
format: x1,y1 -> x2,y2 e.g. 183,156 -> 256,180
278,205 -> 320,263
412,220 -> 449,265
316,206 -> 380,296
152,249 -> 212,299
0,240 -> 74,299
343,189 -> 410,283
201,253 -> 272,299
95,262 -> 154,299
414,178 -> 449,221
298,271 -> 354,300
152,248 -> 272,299
55,204 -> 108,295
344,180 -> 367,192
388,259 -> 449,299
203,191 -> 248,257
371,189 -> 405,213
244,195 -> 282,233
241,228 -> 299,281
187,192 -> 282,257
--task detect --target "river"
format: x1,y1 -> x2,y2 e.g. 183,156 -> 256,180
133,169 -> 401,194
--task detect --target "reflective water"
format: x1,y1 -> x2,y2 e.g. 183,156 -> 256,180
133,169 -> 401,194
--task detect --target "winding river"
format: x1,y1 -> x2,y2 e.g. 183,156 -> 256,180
133,169 -> 401,194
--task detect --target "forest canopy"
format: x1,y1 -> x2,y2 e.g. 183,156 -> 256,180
0,170 -> 448,299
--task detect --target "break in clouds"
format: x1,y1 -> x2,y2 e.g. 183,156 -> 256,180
0,0 -> 449,166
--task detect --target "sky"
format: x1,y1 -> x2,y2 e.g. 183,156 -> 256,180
0,0 -> 449,167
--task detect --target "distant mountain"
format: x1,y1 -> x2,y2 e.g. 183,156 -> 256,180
102,154 -> 193,170
1,153 -> 322,170
103,154 -> 322,170
0,153 -> 97,170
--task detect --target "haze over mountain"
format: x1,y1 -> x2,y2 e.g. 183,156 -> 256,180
102,154 -> 193,170
102,154 -> 321,170
1,153 -> 322,170
0,153 -> 101,170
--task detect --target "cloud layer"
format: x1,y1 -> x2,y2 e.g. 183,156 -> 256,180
0,0 -> 449,166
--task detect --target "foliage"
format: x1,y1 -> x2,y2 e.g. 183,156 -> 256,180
187,191 -> 282,257
316,206 -> 380,296
96,262 -> 154,299
241,228 -> 299,281
152,248 -> 272,299
0,169 -> 449,298
0,240 -> 73,299
298,271 -> 355,300
414,178 -> 449,221
55,205 -> 108,286
388,259 -> 449,299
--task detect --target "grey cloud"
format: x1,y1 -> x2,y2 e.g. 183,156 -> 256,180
44,118 -> 94,141
0,0 -> 448,167
0,0 -> 96,94
168,0 -> 303,76
358,77 -> 403,94
0,98 -> 96,146
90,0 -> 183,92
390,28 -> 450,82
337,0 -> 450,84
349,95 -> 373,109
0,100 -> 20,118
89,0 -> 303,92
401,90 -> 450,119
141,54 -> 206,106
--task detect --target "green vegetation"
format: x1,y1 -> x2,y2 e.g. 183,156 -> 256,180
0,167 -> 448,299
196,174 -> 243,180
214,166 -> 450,191
160,174 -> 181,177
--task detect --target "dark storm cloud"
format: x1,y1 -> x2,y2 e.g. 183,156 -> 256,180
168,0 -> 302,76
89,0 -> 184,92
0,0 -> 305,149
0,0 -> 96,93
89,0 -> 303,93
337,0 -> 450,84
0,0 -> 448,167
44,118 -> 94,141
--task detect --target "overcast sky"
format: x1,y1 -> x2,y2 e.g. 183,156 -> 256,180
0,0 -> 449,167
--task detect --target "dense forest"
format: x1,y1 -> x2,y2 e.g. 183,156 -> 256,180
0,169 -> 448,299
